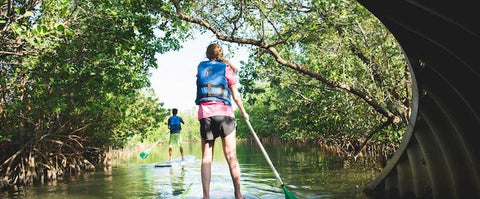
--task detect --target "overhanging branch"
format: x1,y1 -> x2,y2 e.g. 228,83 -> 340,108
170,0 -> 400,122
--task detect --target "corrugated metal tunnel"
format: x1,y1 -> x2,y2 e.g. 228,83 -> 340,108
355,0 -> 480,198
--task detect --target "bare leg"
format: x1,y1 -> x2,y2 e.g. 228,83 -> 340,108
169,147 -> 172,161
201,139 -> 214,199
180,146 -> 184,161
222,131 -> 243,199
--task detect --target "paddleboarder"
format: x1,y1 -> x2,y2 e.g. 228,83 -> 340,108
196,43 -> 249,199
168,108 -> 185,161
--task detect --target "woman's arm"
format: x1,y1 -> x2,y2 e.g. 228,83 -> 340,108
218,57 -> 237,72
230,83 -> 249,121
220,57 -> 247,119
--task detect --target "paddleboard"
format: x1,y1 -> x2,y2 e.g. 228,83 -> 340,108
154,155 -> 196,167
154,161 -> 172,167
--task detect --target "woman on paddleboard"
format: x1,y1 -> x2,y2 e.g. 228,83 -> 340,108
195,43 -> 249,199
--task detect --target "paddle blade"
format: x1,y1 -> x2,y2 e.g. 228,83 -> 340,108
282,185 -> 297,199
139,150 -> 150,159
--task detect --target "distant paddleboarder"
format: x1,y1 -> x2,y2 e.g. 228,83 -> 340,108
168,108 -> 184,161
196,43 -> 249,199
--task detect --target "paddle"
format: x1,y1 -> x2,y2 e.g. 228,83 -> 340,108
245,120 -> 298,199
139,140 -> 161,159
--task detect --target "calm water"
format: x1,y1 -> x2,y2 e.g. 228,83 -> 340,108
2,141 -> 380,198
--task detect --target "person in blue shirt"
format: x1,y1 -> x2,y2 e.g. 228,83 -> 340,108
167,108 -> 185,161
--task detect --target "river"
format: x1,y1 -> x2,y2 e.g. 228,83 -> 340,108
2,141 -> 380,198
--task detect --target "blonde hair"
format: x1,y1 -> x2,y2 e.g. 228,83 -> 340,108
206,43 -> 223,61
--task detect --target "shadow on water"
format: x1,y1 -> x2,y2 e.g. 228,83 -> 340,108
1,141 -> 380,198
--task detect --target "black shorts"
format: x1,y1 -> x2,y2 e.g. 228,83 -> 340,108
200,116 -> 237,141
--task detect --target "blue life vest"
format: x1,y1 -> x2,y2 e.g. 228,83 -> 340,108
195,61 -> 232,106
169,116 -> 182,133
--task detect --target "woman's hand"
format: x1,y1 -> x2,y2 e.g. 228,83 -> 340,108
241,112 -> 250,121
217,57 -> 229,63
217,57 -> 233,68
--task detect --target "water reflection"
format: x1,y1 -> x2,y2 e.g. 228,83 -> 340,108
1,141 -> 379,198
170,167 -> 185,196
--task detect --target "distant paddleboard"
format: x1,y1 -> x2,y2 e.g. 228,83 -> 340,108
154,155 -> 196,168
154,161 -> 172,167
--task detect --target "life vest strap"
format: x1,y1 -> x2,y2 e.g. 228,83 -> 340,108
198,84 -> 229,98
198,93 -> 228,98
198,84 -> 227,88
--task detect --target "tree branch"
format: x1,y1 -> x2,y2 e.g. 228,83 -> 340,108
172,0 -> 266,47
255,3 -> 286,46
285,86 -> 314,103
0,51 -> 24,56
353,118 -> 393,159
0,61 -> 21,65
170,0 -> 400,123
229,1 -> 243,38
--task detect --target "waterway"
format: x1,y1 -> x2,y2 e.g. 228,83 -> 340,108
2,141 -> 380,198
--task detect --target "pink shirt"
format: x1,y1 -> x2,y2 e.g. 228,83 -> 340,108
198,65 -> 237,120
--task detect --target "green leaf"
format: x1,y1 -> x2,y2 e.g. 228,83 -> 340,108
41,25 -> 48,33
55,107 -> 62,114
56,24 -> 65,32
23,11 -> 33,18
65,29 -> 74,36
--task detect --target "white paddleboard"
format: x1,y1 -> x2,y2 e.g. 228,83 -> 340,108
154,155 -> 196,167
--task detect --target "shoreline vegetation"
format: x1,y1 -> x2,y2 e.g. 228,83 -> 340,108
1,136 -> 395,193
238,136 -> 398,164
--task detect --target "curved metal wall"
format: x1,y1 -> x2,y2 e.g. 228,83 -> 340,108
355,0 -> 480,198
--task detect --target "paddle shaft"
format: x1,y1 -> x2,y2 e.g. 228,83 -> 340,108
245,120 -> 284,186
147,140 -> 162,151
